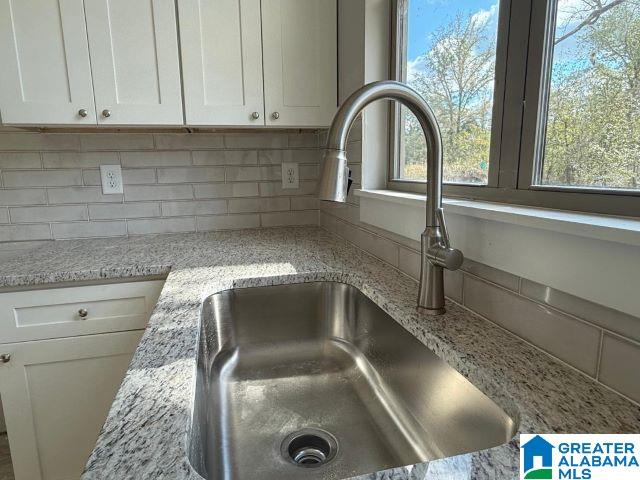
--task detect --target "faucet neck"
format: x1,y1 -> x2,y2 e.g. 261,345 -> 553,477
324,81 -> 443,226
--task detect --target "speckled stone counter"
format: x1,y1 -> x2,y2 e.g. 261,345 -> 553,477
0,227 -> 638,480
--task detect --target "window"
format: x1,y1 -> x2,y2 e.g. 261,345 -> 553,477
538,0 -> 640,191
391,0 -> 640,216
393,0 -> 503,185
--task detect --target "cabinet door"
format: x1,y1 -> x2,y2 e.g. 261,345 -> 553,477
178,0 -> 264,126
0,330 -> 143,480
0,0 -> 97,125
83,0 -> 184,125
261,0 -> 337,127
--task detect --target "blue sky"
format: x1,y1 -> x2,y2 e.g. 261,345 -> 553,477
406,0 -> 594,84
407,0 -> 499,60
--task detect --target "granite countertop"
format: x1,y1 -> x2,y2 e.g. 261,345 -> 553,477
0,226 -> 638,480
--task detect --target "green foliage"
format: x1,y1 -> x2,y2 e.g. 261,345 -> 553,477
401,11 -> 495,183
543,0 -> 640,189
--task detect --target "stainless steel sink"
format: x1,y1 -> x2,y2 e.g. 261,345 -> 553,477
189,282 -> 517,480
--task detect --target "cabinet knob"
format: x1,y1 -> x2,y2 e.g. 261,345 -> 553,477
0,354 -> 10,364
78,308 -> 89,319
271,112 -> 280,120
101,109 -> 111,118
78,108 -> 88,118
251,111 -> 260,120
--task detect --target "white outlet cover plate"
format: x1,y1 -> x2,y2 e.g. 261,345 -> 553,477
281,162 -> 299,189
100,165 -> 124,194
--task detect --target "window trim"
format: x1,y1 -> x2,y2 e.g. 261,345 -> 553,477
389,0 -> 640,217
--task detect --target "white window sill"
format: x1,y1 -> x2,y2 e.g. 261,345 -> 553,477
356,189 -> 640,248
355,188 -> 640,318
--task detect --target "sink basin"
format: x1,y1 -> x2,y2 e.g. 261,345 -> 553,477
189,282 -> 517,480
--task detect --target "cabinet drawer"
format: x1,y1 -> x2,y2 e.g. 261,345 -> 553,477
0,280 -> 164,343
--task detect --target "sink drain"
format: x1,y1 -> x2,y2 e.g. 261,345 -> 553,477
281,428 -> 338,468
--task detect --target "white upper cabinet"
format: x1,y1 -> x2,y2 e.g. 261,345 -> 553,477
84,0 -> 184,125
0,0 -> 97,125
179,0 -> 337,128
261,0 -> 337,127
0,0 -> 336,127
178,0 -> 265,126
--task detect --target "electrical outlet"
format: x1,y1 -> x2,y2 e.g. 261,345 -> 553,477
281,162 -> 299,189
100,165 -> 123,194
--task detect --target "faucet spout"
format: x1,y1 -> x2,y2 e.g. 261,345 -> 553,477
318,80 -> 463,314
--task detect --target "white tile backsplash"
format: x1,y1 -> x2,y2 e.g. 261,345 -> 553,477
3,169 -> 83,187
42,151 -> 119,168
0,152 -> 42,169
260,210 -> 318,227
160,200 -> 227,217
153,133 -> 224,150
47,186 -> 123,204
126,217 -> 196,235
258,149 -> 320,165
196,214 -> 261,231
120,151 -> 192,167
224,133 -> 288,149
123,184 -> 194,202
0,189 -> 48,205
79,134 -> 154,151
0,133 -> 80,151
0,224 -> 52,241
194,182 -> 259,199
10,205 -> 88,223
157,166 -> 225,184
259,180 -> 317,197
599,335 -> 640,402
89,203 -> 161,220
228,197 -> 290,214
192,150 -> 258,166
51,221 -> 127,239
0,130 -> 321,240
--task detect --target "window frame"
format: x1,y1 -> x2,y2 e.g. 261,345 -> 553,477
389,0 -> 640,217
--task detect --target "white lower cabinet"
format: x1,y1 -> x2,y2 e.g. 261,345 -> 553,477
0,330 -> 143,480
0,279 -> 163,480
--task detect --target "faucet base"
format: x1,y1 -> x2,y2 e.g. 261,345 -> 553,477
417,306 -> 446,316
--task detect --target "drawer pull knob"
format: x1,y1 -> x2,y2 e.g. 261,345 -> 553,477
0,354 -> 10,363
78,308 -> 89,319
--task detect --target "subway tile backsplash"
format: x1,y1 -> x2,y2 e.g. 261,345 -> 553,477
599,334 -> 640,402
0,130 -> 321,240
464,275 -> 602,376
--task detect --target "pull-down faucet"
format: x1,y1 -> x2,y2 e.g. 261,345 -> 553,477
318,80 -> 463,314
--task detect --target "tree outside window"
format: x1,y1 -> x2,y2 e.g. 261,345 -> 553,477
541,0 -> 640,190
396,0 -> 640,191
397,0 -> 499,184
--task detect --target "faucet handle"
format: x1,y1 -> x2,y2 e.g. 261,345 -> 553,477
436,208 -> 451,248
427,244 -> 464,271
428,207 -> 464,270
